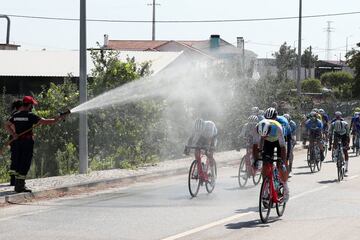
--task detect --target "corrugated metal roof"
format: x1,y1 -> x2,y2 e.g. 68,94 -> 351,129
0,50 -> 182,77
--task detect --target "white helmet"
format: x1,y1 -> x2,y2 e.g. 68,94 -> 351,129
248,115 -> 259,123
319,109 -> 325,114
334,111 -> 342,118
257,120 -> 272,137
194,119 -> 205,132
264,107 -> 277,119
283,113 -> 291,121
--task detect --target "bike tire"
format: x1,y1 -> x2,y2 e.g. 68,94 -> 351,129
276,184 -> 286,217
188,160 -> 201,197
206,160 -> 217,193
252,168 -> 262,186
309,148 -> 316,173
316,147 -> 322,171
259,177 -> 272,223
337,151 -> 344,182
238,157 -> 248,188
307,148 -> 311,167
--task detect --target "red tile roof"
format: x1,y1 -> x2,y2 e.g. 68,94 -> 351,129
108,40 -> 168,51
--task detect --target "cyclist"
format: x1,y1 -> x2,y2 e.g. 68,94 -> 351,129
305,112 -> 325,161
328,112 -> 350,175
284,114 -> 297,171
253,119 -> 289,202
264,108 -> 292,166
251,106 -> 264,121
350,109 -> 360,151
184,119 -> 218,158
239,115 -> 259,149
319,109 -> 329,139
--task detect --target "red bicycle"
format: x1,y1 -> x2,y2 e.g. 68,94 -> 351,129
187,146 -> 217,197
238,147 -> 262,188
259,155 -> 287,223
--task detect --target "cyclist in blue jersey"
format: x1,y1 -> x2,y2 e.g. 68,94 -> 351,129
305,112 -> 325,161
264,107 -> 292,166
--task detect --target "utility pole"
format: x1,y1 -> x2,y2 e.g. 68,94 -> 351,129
148,0 -> 160,40
79,0 -> 88,174
297,0 -> 302,96
325,21 -> 334,60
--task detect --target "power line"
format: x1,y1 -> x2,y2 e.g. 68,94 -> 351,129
1,11 -> 360,23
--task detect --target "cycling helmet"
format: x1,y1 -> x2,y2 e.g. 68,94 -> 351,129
334,111 -> 342,118
310,111 -> 317,118
248,115 -> 259,123
318,109 -> 325,114
264,107 -> 277,119
283,113 -> 291,121
194,119 -> 205,132
312,108 -> 319,113
354,107 -> 360,112
257,120 -> 271,137
251,107 -> 259,114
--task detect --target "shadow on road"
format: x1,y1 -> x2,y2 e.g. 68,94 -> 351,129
293,171 -> 313,176
0,190 -> 15,197
235,206 -> 257,214
225,217 -> 280,229
318,179 -> 337,184
295,166 -> 310,169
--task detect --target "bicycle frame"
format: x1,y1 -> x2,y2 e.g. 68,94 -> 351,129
262,162 -> 280,203
194,148 -> 210,182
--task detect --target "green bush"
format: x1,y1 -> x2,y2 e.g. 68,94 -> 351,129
301,78 -> 322,93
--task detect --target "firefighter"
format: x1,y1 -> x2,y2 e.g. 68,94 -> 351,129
4,96 -> 68,193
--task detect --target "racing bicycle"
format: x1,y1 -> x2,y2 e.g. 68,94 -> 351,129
187,146 -> 217,197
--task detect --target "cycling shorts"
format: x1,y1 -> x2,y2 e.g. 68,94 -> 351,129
262,140 -> 281,163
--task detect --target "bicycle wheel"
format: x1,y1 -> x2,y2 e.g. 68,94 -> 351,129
252,165 -> 262,186
206,160 -> 217,193
337,151 -> 344,182
259,177 -> 272,223
307,148 -> 311,167
323,143 -> 328,159
309,148 -> 316,173
188,160 -> 201,197
276,183 -> 287,217
315,147 -> 322,171
238,157 -> 248,188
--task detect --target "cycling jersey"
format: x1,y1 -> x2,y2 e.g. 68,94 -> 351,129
276,115 -> 291,137
351,116 -> 360,132
253,119 -> 286,147
329,120 -> 349,136
189,121 -> 218,148
289,120 -> 297,136
305,118 -> 323,132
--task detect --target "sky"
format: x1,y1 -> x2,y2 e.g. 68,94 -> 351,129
0,0 -> 359,60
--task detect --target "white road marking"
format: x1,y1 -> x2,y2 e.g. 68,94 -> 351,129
160,212 -> 255,240
160,182 -> 337,240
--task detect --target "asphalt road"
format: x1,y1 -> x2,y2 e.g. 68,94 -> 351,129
1,148 -> 360,240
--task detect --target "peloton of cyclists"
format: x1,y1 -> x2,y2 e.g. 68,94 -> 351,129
328,111 -> 350,175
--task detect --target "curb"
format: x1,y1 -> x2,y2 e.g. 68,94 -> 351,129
3,158 -> 240,205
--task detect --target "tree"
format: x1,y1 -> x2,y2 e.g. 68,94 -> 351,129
346,42 -> 360,97
301,46 -> 318,78
320,71 -> 354,99
273,42 -> 297,82
301,78 -> 322,93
